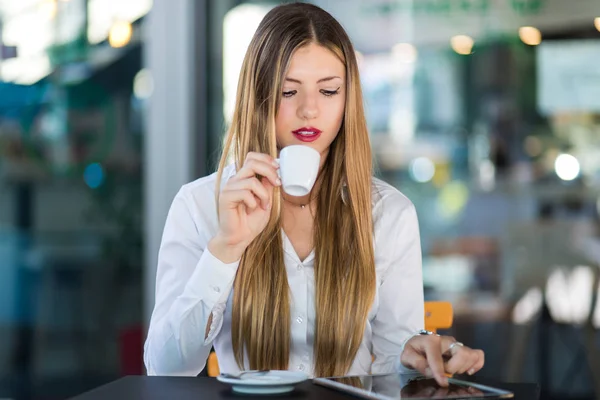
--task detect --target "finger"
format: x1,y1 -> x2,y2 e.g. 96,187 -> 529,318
235,155 -> 280,185
455,353 -> 476,375
226,178 -> 270,209
455,351 -> 479,375
399,346 -> 431,377
235,160 -> 281,187
222,189 -> 258,210
443,346 -> 472,375
246,151 -> 278,166
423,337 -> 448,387
261,177 -> 275,208
466,350 -> 485,375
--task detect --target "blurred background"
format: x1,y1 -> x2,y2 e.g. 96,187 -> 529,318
0,0 -> 600,399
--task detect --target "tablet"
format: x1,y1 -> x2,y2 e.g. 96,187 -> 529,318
313,373 -> 514,399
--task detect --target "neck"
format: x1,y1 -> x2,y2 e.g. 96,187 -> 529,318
282,192 -> 311,206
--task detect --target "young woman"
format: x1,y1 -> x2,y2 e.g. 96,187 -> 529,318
144,3 -> 484,386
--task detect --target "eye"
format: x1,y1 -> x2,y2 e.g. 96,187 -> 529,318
320,88 -> 340,97
282,90 -> 297,98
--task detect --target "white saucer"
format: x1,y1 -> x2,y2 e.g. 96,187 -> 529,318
216,370 -> 309,395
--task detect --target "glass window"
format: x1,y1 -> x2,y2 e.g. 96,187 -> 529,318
0,1 -> 147,397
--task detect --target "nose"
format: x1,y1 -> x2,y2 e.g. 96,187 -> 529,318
297,93 -> 318,120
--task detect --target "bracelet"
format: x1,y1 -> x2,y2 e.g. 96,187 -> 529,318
401,329 -> 439,351
418,329 -> 440,336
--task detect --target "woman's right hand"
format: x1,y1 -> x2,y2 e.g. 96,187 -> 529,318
208,152 -> 281,263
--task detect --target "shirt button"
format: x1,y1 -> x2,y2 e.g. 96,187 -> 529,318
297,264 -> 303,271
296,316 -> 304,324
303,354 -> 310,362
213,286 -> 220,293
298,364 -> 305,371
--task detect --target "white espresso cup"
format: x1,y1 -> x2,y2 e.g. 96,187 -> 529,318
276,145 -> 321,197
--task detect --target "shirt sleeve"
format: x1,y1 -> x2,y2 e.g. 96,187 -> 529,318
143,187 -> 239,376
371,199 -> 424,374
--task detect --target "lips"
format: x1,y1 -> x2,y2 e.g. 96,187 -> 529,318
292,127 -> 322,143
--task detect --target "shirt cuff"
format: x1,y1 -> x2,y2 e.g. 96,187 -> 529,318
204,302 -> 227,344
395,332 -> 421,374
183,248 -> 240,307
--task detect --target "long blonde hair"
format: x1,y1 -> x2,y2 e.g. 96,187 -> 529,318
215,3 -> 375,377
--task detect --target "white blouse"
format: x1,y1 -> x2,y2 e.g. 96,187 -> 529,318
144,164 -> 424,377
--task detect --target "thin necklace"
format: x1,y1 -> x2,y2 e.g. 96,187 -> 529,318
282,197 -> 308,209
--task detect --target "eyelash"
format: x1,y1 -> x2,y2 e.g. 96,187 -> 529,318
282,88 -> 341,98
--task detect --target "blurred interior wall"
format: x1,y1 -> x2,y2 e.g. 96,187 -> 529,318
143,0 -> 207,326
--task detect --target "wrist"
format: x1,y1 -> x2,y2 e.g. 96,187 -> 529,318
402,330 -> 438,351
208,234 -> 247,264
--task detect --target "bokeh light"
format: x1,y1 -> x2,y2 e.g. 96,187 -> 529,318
438,181 -> 469,218
554,153 -> 580,181
84,163 -> 104,189
450,35 -> 474,55
409,157 -> 435,183
109,21 -> 133,48
134,69 -> 154,99
519,26 -> 542,46
392,42 -> 418,64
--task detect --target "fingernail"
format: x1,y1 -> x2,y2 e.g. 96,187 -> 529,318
468,369 -> 475,375
276,178 -> 282,186
424,367 -> 433,378
440,376 -> 448,386
272,160 -> 280,168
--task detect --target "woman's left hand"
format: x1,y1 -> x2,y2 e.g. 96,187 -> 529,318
400,334 -> 485,387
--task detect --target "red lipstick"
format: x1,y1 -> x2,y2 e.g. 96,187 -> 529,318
292,127 -> 322,142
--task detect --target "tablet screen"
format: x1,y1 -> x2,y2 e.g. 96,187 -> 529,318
313,373 -> 514,399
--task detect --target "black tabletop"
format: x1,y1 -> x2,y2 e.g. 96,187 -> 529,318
70,376 -> 539,400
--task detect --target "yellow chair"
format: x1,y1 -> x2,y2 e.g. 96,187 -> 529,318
207,301 -> 453,377
424,301 -> 453,333
208,351 -> 220,377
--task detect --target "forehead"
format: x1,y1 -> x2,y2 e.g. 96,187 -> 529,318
286,43 -> 345,80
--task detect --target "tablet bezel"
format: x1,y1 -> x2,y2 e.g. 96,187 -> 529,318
312,373 -> 514,400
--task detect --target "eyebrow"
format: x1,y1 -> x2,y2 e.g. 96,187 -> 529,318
285,76 -> 342,84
